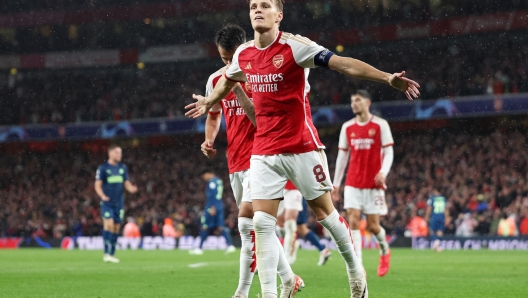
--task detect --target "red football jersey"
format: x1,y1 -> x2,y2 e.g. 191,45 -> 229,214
338,115 -> 394,189
206,67 -> 255,174
225,32 -> 327,155
284,180 -> 297,190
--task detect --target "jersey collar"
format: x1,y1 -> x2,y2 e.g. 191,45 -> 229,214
355,114 -> 373,126
255,31 -> 282,51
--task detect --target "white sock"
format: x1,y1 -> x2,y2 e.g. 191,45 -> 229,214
374,227 -> 389,255
276,225 -> 285,238
351,230 -> 363,265
319,210 -> 363,279
275,234 -> 294,284
254,211 -> 280,297
236,217 -> 256,297
283,219 -> 297,258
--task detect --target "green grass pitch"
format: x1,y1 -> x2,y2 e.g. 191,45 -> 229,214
1,249 -> 527,297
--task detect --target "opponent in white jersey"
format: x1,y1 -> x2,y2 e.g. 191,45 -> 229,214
186,1 -> 420,297
332,90 -> 394,277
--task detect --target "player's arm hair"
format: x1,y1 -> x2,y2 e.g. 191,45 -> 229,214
328,55 -> 391,85
205,112 -> 222,144
207,75 -> 237,109
380,146 -> 394,176
232,84 -> 256,126
124,180 -> 135,193
333,149 -> 350,187
94,180 -> 106,199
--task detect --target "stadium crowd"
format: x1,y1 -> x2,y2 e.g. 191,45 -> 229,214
1,32 -> 527,126
1,0 -> 526,54
1,127 -> 528,239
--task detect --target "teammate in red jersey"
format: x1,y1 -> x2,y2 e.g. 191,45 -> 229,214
332,90 -> 395,277
186,1 -> 420,297
200,24 -> 301,298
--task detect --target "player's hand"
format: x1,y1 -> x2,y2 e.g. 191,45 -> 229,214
201,140 -> 217,158
389,71 -> 420,101
185,94 -> 211,118
129,184 -> 138,194
331,187 -> 342,203
101,195 -> 110,202
208,206 -> 216,216
375,172 -> 386,187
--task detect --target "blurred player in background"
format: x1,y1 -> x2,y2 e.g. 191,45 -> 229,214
277,181 -> 303,263
333,90 -> 394,277
277,181 -> 331,265
198,24 -> 302,298
186,0 -> 419,296
190,169 -> 236,255
95,145 -> 138,263
425,189 -> 448,252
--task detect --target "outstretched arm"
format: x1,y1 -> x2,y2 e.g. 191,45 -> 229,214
232,84 -> 256,126
185,76 -> 236,118
328,55 -> 420,101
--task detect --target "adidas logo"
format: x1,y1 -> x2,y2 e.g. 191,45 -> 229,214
245,63 -> 252,70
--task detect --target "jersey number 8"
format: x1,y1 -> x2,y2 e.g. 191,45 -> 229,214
313,165 -> 327,183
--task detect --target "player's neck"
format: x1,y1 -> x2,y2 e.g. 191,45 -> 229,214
356,112 -> 372,123
108,160 -> 118,166
254,27 -> 279,49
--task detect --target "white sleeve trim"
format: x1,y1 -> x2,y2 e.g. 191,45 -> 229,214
333,149 -> 349,187
283,33 -> 326,69
225,41 -> 253,82
380,146 -> 394,176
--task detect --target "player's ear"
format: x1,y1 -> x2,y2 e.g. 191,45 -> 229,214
276,11 -> 283,24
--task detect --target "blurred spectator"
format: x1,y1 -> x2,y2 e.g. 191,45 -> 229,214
474,214 -> 491,235
497,213 -> 518,237
455,213 -> 477,237
406,210 -> 428,237
519,216 -> 528,236
123,217 -> 141,238
162,218 -> 181,238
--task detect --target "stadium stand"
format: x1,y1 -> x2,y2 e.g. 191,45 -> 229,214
1,125 -> 527,239
1,31 -> 527,126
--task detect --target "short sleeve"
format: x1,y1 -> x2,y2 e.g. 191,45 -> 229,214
285,34 -> 327,69
225,46 -> 247,83
338,123 -> 350,150
380,120 -> 394,147
123,165 -> 129,181
95,165 -> 104,181
427,198 -> 432,206
205,71 -> 223,114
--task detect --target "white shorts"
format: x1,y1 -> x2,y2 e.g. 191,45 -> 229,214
229,170 -> 251,207
250,150 -> 333,201
277,189 -> 303,216
344,186 -> 388,215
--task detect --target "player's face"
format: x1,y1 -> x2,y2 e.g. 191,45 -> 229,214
351,95 -> 370,115
217,46 -> 236,65
108,147 -> 122,163
249,0 -> 283,33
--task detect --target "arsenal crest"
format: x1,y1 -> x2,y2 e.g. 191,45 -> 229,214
245,83 -> 252,92
369,129 -> 377,136
273,54 -> 284,68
